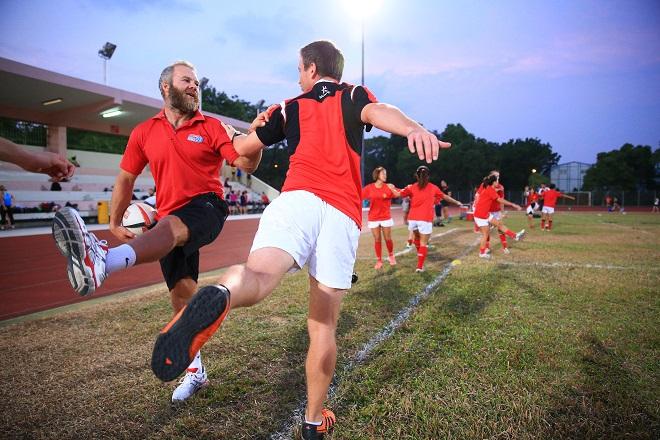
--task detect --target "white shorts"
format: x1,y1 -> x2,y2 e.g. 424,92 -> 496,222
474,214 -> 493,228
407,220 -> 433,235
367,218 -> 394,229
250,190 -> 360,290
542,206 -> 555,214
490,211 -> 502,220
526,203 -> 537,215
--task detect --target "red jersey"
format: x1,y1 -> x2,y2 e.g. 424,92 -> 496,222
399,183 -> 444,222
120,110 -> 239,220
542,189 -> 563,208
490,183 -> 504,212
526,191 -> 539,206
255,80 -> 378,228
474,185 -> 499,218
363,183 -> 396,221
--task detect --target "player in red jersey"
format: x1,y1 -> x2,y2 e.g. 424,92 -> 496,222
524,186 -> 540,229
399,166 -> 462,272
52,61 -> 261,403
363,166 -> 400,269
540,183 -> 575,231
150,41 -> 449,438
487,171 -> 512,253
473,174 -> 524,259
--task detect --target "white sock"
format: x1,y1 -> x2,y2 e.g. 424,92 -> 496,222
304,419 -> 322,426
187,351 -> 202,372
105,244 -> 137,275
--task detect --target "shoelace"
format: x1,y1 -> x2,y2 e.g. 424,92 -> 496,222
84,233 -> 108,282
178,372 -> 206,386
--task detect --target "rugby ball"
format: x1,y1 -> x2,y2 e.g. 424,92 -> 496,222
122,202 -> 157,235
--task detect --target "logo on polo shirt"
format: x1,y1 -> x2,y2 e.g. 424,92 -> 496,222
187,134 -> 204,143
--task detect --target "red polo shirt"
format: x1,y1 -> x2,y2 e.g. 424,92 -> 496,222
120,110 -> 239,219
363,183 -> 396,221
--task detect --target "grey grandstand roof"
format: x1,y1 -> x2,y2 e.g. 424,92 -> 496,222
0,57 -> 249,136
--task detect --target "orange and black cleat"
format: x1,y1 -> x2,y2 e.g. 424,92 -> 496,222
151,285 -> 230,382
298,408 -> 336,440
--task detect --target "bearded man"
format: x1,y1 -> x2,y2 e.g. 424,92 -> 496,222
52,61 -> 262,402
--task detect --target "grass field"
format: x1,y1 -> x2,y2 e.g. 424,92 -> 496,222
0,212 -> 658,439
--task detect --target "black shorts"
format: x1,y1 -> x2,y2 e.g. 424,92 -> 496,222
159,193 -> 228,290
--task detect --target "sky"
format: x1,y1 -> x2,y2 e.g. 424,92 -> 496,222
1,0 -> 659,164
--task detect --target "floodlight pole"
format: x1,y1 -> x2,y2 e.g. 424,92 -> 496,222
103,59 -> 107,85
360,16 -> 366,187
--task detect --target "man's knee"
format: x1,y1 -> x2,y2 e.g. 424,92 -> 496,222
155,215 -> 190,246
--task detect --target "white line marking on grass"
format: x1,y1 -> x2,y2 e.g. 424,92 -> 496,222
598,221 -> 653,235
497,261 -> 659,271
269,238 -> 478,440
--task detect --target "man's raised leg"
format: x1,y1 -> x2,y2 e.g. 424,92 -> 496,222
151,247 -> 294,381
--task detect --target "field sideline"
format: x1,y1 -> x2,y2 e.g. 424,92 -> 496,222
1,212 -> 658,439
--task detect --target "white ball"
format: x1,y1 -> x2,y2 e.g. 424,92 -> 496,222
122,202 -> 157,236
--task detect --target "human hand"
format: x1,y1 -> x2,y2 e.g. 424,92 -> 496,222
109,222 -> 136,242
406,128 -> 450,163
249,104 -> 279,132
25,151 -> 75,181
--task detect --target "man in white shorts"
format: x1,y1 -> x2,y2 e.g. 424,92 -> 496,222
150,40 -> 448,439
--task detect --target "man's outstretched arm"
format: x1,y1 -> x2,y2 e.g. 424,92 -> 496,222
0,137 -> 75,180
361,103 -> 451,163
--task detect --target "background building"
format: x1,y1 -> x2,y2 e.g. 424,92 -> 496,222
550,161 -> 592,192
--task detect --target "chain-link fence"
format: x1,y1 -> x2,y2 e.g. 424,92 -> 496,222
394,189 -> 659,208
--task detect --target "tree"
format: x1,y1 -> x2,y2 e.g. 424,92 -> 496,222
582,144 -> 658,191
499,138 -> 560,191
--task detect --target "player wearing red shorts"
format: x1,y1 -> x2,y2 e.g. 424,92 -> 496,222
363,166 -> 400,269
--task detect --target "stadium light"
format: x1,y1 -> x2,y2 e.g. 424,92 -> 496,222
532,168 -> 537,173
98,42 -> 117,85
347,0 -> 382,186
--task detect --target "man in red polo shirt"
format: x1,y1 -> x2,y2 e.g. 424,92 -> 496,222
150,41 -> 448,439
52,61 -> 261,402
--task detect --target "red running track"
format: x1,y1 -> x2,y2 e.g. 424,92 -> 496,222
0,206 -> 431,321
0,218 -> 260,321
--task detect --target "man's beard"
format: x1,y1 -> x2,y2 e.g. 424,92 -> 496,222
169,84 -> 199,114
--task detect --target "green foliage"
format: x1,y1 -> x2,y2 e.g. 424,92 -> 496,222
582,143 -> 658,191
529,172 -> 550,187
201,84 -> 259,122
67,128 -> 128,154
364,123 -> 561,192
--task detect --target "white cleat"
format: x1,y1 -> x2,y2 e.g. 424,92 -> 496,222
479,252 -> 491,259
515,229 -> 526,241
502,248 -> 511,254
52,207 -> 108,296
172,367 -> 209,402
415,268 -> 424,273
